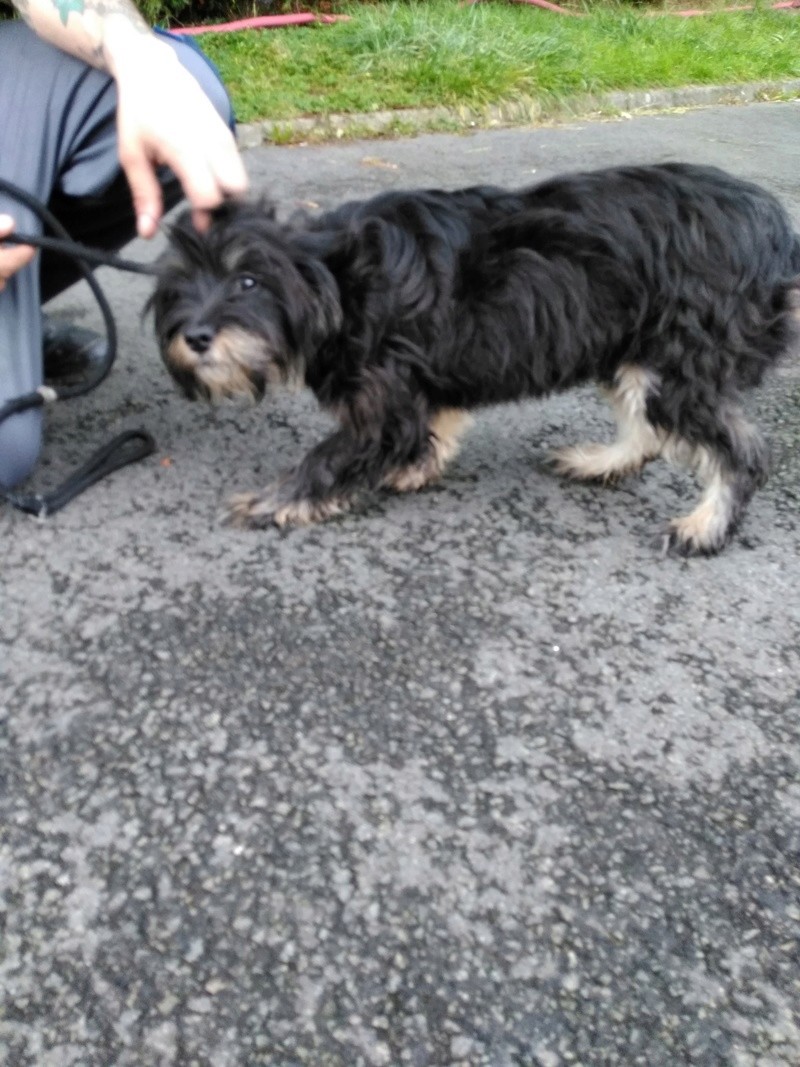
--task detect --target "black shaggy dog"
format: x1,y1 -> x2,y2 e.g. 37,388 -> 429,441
150,162 -> 800,555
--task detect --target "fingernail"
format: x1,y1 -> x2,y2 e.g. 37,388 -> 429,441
137,214 -> 156,239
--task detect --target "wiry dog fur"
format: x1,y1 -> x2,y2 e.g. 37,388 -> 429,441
149,162 -> 800,555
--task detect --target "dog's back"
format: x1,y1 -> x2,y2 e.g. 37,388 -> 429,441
516,162 -> 800,291
315,162 -> 800,282
158,165 -> 799,390
314,163 -> 800,396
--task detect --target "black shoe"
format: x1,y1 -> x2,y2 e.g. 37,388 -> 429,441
42,315 -> 109,387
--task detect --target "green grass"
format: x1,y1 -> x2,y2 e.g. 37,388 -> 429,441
196,0 -> 800,125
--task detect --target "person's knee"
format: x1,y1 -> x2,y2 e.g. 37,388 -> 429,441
0,410 -> 43,490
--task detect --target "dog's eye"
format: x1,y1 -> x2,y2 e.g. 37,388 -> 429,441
237,275 -> 258,293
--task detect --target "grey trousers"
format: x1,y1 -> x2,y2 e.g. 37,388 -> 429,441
0,21 -> 234,489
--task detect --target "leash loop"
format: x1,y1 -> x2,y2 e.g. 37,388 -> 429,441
2,429 -> 156,517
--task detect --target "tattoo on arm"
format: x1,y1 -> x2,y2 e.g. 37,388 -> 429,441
9,0 -> 150,67
49,0 -> 150,27
53,0 -> 83,24
10,0 -> 148,33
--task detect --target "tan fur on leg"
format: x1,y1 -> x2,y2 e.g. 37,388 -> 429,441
384,408 -> 473,492
551,364 -> 663,482
661,412 -> 767,555
666,453 -> 735,554
226,489 -> 351,528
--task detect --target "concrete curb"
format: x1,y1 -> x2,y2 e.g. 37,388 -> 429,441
236,78 -> 800,148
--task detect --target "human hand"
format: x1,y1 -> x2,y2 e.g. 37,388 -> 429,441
109,36 -> 249,238
0,215 -> 36,292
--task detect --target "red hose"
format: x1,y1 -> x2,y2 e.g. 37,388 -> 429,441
508,0 -> 799,14
669,1 -> 799,11
511,0 -> 581,14
172,1 -> 800,35
170,12 -> 349,36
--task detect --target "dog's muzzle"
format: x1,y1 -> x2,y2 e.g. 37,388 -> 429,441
164,325 -> 269,402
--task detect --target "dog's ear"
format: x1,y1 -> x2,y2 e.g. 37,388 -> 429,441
154,209 -> 209,273
163,207 -> 196,243
289,252 -> 343,350
206,198 -> 277,231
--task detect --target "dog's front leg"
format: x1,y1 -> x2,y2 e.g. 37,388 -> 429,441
227,364 -> 434,528
225,428 -> 367,528
226,416 -> 428,529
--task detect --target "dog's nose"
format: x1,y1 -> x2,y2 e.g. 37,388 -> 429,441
184,325 -> 214,355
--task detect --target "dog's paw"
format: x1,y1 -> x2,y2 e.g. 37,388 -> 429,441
383,455 -> 442,494
224,487 -> 350,529
657,520 -> 727,559
550,442 -> 648,484
224,490 -> 277,529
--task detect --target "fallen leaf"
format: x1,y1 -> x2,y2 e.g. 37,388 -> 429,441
361,157 -> 399,170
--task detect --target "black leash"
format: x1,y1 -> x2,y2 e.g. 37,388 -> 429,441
0,177 -> 160,517
3,230 -> 160,276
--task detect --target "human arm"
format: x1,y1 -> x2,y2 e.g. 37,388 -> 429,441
9,0 -> 248,237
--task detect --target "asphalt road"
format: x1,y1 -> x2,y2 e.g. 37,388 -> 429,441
2,101 -> 800,1067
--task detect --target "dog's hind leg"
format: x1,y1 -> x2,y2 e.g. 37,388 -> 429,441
550,364 -> 663,483
661,407 -> 768,556
383,408 -> 473,493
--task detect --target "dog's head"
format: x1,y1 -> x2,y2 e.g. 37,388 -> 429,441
148,200 -> 341,402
